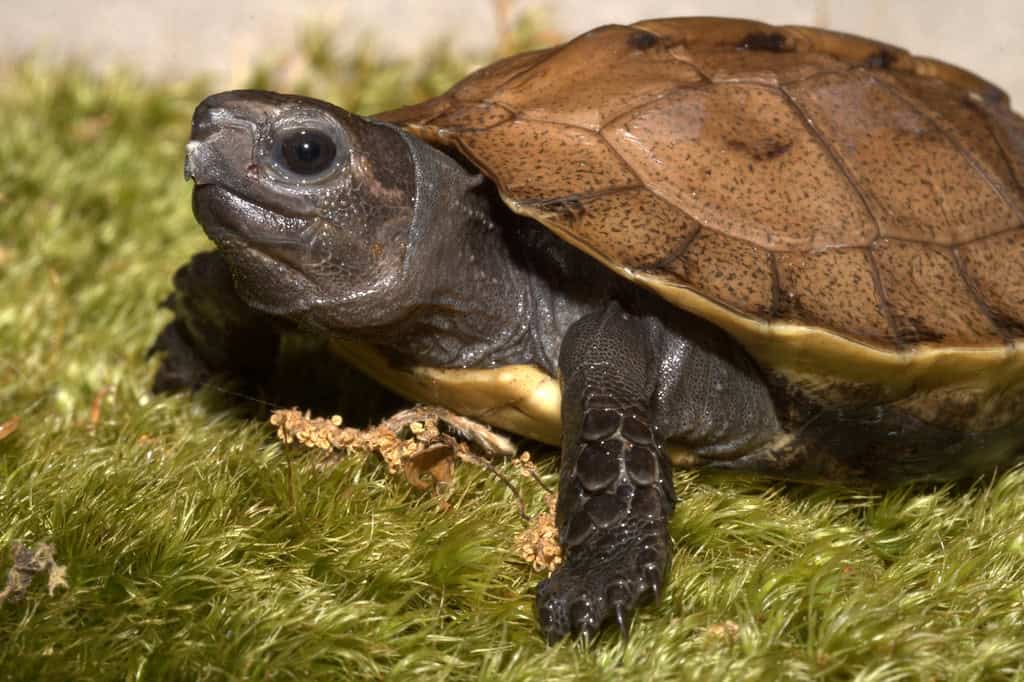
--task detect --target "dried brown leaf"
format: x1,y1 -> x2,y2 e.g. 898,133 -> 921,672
513,493 -> 561,573
0,416 -> 19,442
0,542 -> 68,607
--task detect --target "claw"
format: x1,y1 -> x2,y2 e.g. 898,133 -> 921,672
580,628 -> 594,648
649,577 -> 661,605
615,603 -> 631,643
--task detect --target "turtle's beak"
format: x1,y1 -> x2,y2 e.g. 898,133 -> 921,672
182,135 -> 228,186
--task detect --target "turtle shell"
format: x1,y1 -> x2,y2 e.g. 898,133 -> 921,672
378,18 -> 1024,412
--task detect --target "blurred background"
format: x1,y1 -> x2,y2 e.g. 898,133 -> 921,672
4,0 -> 1023,103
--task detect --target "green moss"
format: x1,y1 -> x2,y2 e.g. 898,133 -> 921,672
3,24 -> 1024,681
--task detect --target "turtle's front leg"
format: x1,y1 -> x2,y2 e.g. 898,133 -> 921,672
150,250 -> 281,393
537,305 -> 675,643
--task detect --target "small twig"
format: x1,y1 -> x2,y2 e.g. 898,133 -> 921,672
0,416 -> 19,442
208,383 -> 289,411
457,448 -> 531,523
88,385 -> 112,429
520,456 -> 553,495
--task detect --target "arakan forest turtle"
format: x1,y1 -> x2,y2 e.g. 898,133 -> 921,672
152,17 -> 1024,642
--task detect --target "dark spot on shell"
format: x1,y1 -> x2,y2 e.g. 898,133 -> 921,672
536,197 -> 586,222
985,309 -> 1024,337
865,50 -> 898,69
894,316 -> 946,344
986,88 -> 1009,105
727,138 -> 794,161
628,30 -> 660,51
739,32 -> 791,52
972,85 -> 1010,105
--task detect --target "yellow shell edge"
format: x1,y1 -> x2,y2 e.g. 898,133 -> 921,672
329,339 -> 563,444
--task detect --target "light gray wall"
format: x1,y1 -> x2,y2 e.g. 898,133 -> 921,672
4,1 -> 1023,104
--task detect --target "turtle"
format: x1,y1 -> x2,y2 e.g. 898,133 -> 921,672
151,17 -> 1024,643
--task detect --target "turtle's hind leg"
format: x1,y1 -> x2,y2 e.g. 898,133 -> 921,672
536,305 -> 676,643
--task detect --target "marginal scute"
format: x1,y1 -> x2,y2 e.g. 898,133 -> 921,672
372,47 -> 554,127
958,229 -> 1024,336
775,248 -> 894,344
864,49 -> 902,70
782,24 -> 911,74
627,29 -> 660,51
908,56 -> 1009,105
871,239 -> 1003,345
661,229 -> 775,317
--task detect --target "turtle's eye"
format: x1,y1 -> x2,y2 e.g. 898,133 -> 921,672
276,129 -> 337,177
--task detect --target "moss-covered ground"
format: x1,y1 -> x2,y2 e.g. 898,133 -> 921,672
3,25 -> 1024,682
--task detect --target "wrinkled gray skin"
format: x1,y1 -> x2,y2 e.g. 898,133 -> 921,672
155,90 -> 782,643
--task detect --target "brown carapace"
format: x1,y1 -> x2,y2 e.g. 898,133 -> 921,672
379,17 -> 1024,420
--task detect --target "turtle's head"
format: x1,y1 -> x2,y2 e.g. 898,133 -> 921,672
184,90 -> 422,331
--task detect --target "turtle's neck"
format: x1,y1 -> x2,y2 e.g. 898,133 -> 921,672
354,128 -> 624,374
347,129 -> 541,370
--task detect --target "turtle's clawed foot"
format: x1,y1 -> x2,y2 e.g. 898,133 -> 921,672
149,252 -> 280,395
542,307 -> 677,644
535,512 -> 670,644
